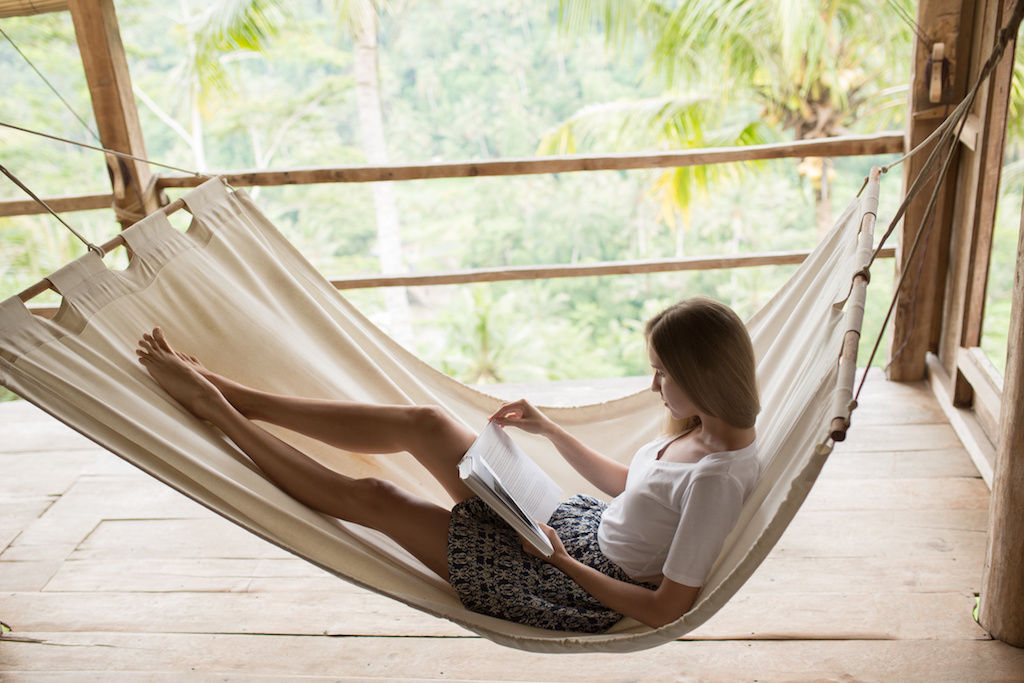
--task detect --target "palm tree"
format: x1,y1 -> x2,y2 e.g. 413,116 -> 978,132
347,1 -> 413,347
168,0 -> 414,345
539,92 -> 770,255
556,0 -> 914,234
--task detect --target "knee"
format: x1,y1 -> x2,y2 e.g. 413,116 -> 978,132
408,404 -> 458,441
349,476 -> 403,519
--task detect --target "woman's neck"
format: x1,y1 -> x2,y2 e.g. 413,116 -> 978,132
693,416 -> 755,453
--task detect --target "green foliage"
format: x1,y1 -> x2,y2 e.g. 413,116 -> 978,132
0,0 -> 958,406
981,141 -> 1023,375
559,0 -> 914,137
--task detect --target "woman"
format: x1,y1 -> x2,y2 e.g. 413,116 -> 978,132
135,296 -> 760,633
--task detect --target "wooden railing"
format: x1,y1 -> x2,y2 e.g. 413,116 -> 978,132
154,132 -> 903,188
0,133 -> 903,216
327,248 -> 897,291
5,132 -> 905,316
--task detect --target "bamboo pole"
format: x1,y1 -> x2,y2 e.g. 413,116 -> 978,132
16,198 -> 185,303
829,167 -> 881,442
156,133 -> 905,188
977,192 -> 1024,647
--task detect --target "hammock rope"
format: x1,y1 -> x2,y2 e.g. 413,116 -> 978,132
0,163 -> 105,258
0,24 -> 101,143
0,121 -> 207,178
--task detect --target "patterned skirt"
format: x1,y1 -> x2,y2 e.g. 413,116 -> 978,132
447,494 -> 648,633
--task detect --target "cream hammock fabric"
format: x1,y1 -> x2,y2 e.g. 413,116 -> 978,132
0,176 -> 877,653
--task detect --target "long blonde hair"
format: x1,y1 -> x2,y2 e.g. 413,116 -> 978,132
645,297 -> 760,434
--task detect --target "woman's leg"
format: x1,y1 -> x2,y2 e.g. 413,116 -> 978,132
139,328 -> 477,502
136,335 -> 454,579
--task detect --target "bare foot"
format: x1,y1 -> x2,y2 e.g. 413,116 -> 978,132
136,328 -> 231,422
153,340 -> 257,416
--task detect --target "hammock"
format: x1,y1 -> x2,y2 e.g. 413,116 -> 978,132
0,173 -> 879,653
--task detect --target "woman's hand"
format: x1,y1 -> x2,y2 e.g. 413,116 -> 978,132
521,522 -> 568,564
524,523 -> 701,628
491,398 -> 629,497
489,398 -> 555,436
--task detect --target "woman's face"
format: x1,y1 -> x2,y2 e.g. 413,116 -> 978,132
649,346 -> 698,421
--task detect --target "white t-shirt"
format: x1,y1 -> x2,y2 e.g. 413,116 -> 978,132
597,434 -> 760,587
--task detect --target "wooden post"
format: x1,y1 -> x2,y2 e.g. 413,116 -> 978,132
937,0 -> 1018,410
887,0 -> 973,381
67,0 -> 162,226
978,197 -> 1024,647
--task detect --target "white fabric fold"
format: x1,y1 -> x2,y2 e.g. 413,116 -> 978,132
0,176 -> 875,652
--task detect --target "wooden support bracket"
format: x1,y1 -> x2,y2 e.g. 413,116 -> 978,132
929,43 -> 948,103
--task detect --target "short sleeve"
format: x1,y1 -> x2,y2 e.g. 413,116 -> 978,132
661,473 -> 746,587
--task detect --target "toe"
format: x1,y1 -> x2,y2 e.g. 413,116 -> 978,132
153,328 -> 170,349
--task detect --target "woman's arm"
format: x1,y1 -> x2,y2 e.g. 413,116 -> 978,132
528,526 -> 699,628
490,399 -> 628,497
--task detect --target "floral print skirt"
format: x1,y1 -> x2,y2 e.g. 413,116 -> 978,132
447,493 -> 647,633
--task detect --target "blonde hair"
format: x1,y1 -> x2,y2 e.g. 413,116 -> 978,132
645,297 -> 760,433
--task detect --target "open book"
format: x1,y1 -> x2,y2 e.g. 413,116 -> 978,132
457,422 -> 563,557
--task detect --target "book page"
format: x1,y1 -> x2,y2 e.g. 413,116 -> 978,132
465,422 -> 562,523
458,455 -> 555,556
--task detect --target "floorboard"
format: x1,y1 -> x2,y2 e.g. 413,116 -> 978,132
1,370 -> 1022,681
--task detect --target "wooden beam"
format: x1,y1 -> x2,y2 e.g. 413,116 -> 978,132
961,1 -> 1018,351
156,134 -> 905,188
25,246 -> 897,317
978,190 -> 1024,647
67,0 -> 161,226
0,0 -> 66,17
933,0 -> 1018,409
887,0 -> 973,381
957,346 -> 1003,440
328,247 -> 897,290
0,193 -> 113,217
927,353 -> 997,487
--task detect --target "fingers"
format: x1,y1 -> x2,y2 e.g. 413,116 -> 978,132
520,523 -> 565,561
488,398 -> 532,424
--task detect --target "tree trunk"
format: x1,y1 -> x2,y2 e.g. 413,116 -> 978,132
352,8 -> 413,347
815,157 -> 832,238
183,0 -> 207,170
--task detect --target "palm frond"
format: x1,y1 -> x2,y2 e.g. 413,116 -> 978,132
1008,44 -> 1024,140
193,0 -> 287,53
558,0 -> 669,54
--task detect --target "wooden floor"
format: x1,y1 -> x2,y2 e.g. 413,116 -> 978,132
2,370 -> 1023,681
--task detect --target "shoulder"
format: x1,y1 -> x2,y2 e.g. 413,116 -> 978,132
689,447 -> 759,497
